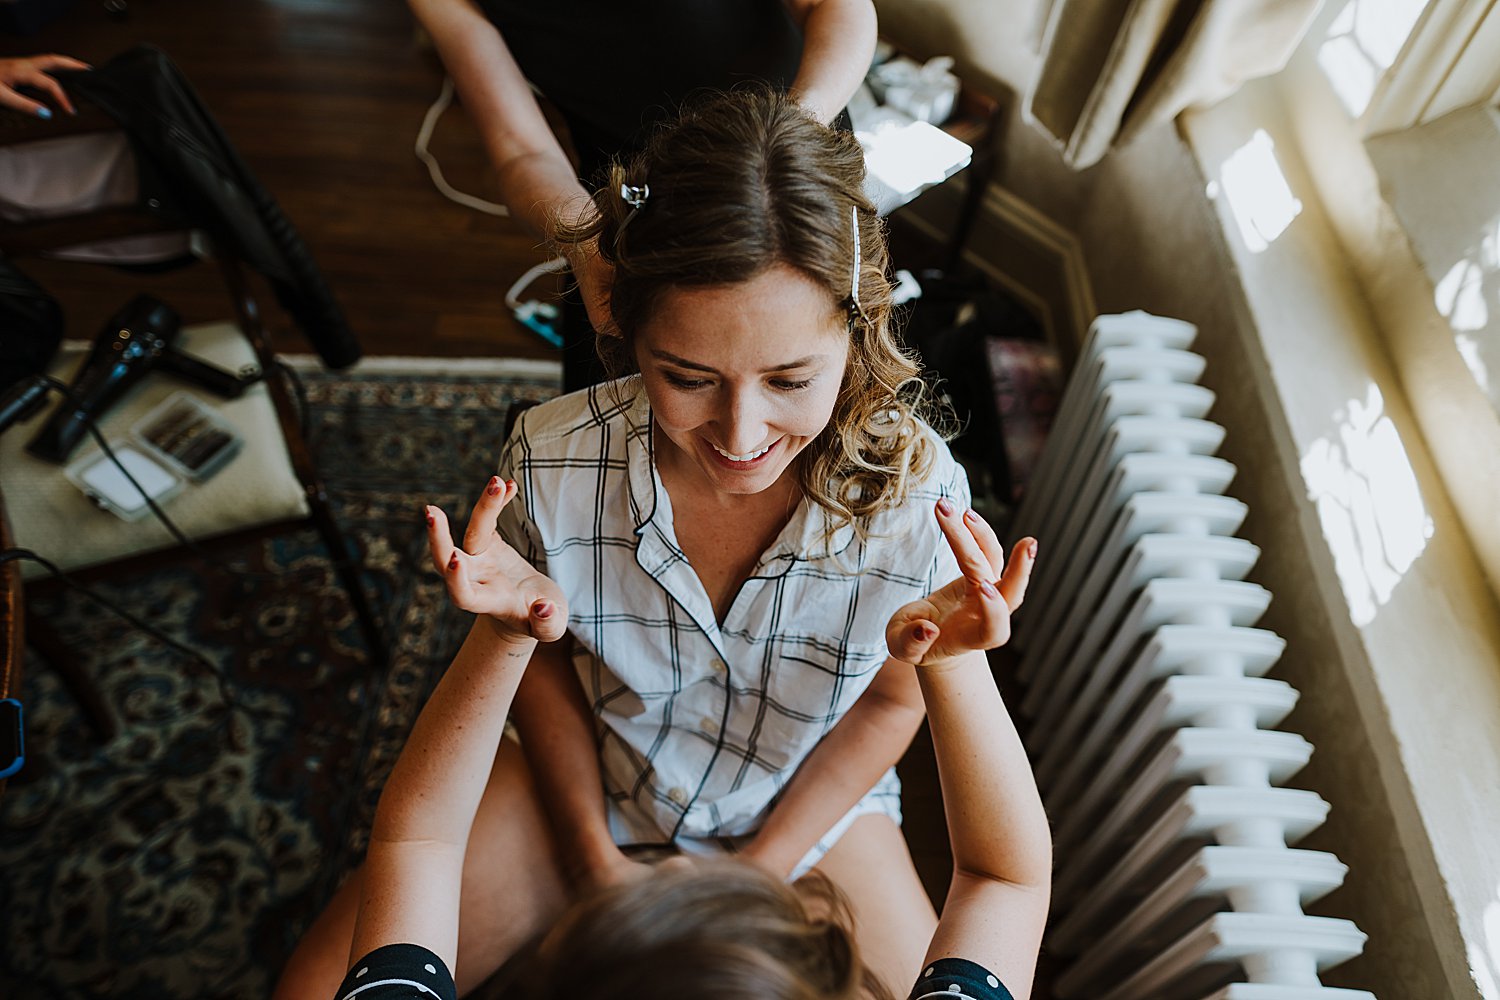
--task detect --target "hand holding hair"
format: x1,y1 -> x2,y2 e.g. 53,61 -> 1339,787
885,501 -> 1036,669
425,477 -> 568,642
565,232 -> 619,338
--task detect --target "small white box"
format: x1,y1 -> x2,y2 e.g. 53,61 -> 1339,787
64,444 -> 184,522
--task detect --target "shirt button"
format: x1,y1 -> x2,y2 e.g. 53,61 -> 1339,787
667,786 -> 689,806
700,717 -> 719,737
709,658 -> 727,673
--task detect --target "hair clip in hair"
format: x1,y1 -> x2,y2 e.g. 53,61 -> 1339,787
620,182 -> 650,210
615,181 -> 651,250
847,205 -> 872,333
849,206 -> 862,307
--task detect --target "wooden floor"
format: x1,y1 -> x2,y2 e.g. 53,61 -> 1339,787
4,0 -> 949,362
5,0 -> 558,360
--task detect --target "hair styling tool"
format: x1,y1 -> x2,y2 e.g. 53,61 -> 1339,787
26,294 -> 261,463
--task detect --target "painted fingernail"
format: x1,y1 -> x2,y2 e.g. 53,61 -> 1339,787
533,602 -> 554,619
36,107 -> 52,120
963,508 -> 980,522
423,506 -> 434,526
915,623 -> 935,641
937,498 -> 955,516
980,579 -> 999,598
448,553 -> 459,571
486,477 -> 502,496
506,479 -> 517,493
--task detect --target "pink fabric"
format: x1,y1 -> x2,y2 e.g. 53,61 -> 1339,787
986,338 -> 1062,501
0,129 -> 192,263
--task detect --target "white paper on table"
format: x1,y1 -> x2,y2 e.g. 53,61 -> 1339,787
857,115 -> 972,216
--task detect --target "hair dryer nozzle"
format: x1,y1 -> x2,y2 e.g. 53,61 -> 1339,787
26,294 -> 182,463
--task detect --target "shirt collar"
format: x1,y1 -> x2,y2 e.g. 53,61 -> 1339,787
621,379 -> 659,533
762,493 -> 856,566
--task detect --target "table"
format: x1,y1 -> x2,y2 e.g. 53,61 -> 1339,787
937,85 -> 1005,270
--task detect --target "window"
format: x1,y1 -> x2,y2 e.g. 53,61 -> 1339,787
1236,0 -> 1500,599
1313,0 -> 1500,412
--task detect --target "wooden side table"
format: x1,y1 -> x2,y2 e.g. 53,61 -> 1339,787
865,49 -> 1005,271
934,84 -> 1005,271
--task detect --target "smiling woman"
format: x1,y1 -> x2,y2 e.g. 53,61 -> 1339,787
277,88 -> 1020,1000
643,265 -> 849,498
558,88 -> 947,550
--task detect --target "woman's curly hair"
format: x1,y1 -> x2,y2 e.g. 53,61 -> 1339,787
553,87 -> 945,545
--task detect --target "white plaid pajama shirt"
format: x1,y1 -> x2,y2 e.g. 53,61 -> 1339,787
496,379 -> 967,872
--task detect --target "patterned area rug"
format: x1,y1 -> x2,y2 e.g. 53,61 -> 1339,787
0,357 -> 561,999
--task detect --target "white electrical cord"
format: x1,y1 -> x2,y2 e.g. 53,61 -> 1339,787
504,255 -> 570,310
415,75 -> 571,342
414,76 -> 510,217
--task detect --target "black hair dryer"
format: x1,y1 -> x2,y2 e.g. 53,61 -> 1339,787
26,294 -> 260,463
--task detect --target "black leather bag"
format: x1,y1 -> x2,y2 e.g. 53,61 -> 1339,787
0,261 -> 62,394
901,270 -> 1048,502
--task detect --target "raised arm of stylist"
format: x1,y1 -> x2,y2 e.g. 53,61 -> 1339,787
406,0 -> 876,388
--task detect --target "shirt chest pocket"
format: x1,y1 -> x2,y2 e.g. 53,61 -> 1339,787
741,633 -> 889,771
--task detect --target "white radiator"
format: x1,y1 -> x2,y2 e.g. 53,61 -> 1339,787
1007,312 -> 1374,1000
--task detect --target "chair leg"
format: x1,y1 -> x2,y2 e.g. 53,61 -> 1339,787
305,484 -> 388,669
25,610 -> 118,742
216,268 -> 388,669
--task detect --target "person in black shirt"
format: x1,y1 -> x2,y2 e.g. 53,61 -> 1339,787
405,0 -> 876,391
315,481 -> 1047,1000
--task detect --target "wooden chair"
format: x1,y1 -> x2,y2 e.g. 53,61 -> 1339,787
1,481 -> 27,795
0,105 -> 387,743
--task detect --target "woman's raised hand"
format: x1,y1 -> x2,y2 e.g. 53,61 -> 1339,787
885,500 -> 1036,669
425,477 -> 568,643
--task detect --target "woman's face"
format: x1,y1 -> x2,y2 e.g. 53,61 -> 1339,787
636,264 -> 850,497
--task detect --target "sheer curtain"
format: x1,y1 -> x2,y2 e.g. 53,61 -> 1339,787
1026,0 -> 1322,169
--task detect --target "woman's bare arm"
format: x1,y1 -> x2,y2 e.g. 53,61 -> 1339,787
916,649 -> 1050,999
407,0 -> 590,237
351,618 -> 537,970
349,481 -> 568,971
784,0 -> 878,124
511,637 -> 652,889
886,505 -> 1049,997
405,0 -> 614,329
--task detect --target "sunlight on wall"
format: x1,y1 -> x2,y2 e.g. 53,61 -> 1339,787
1473,883 -> 1500,999
1208,130 -> 1302,254
1433,215 -> 1500,396
1456,334 -> 1493,395
1316,0 -> 1430,117
1472,941 -> 1499,1000
1436,259 -> 1491,332
1300,384 -> 1434,626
